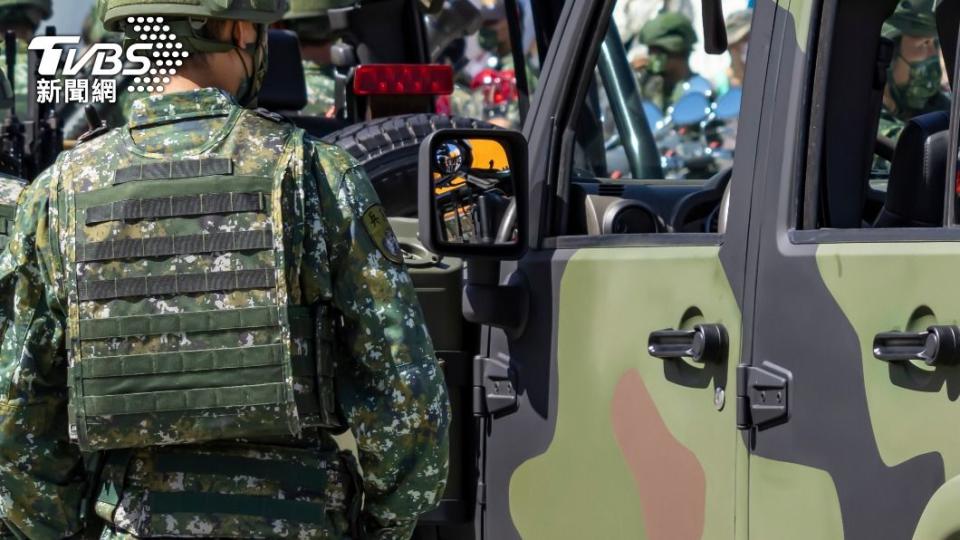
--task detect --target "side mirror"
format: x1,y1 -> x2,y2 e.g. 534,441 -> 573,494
701,0 -> 728,54
419,129 -> 528,259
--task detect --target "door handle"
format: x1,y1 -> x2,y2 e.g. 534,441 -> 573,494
873,325 -> 960,366
648,324 -> 728,363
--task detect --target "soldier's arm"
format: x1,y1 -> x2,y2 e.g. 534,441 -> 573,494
302,141 -> 451,540
0,170 -> 86,539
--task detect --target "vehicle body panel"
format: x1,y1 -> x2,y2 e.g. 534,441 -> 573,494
508,246 -> 741,540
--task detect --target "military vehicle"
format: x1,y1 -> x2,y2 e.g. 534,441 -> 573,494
10,0 -> 960,538
405,0 -> 960,538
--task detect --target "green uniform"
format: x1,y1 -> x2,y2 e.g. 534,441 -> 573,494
0,73 -> 25,540
0,88 -> 450,539
0,0 -> 52,118
878,91 -> 950,140
303,59 -> 336,116
637,71 -> 705,111
0,43 -> 29,118
872,0 -> 945,173
635,12 -> 702,111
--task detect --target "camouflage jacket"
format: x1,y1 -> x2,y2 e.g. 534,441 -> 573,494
0,88 -> 450,540
0,42 -> 28,118
637,71 -> 705,112
873,91 -> 950,176
877,91 -> 951,141
303,60 -> 336,117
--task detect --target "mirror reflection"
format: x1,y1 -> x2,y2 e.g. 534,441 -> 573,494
431,137 -> 517,246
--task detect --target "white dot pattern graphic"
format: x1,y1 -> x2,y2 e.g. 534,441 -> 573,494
126,16 -> 185,93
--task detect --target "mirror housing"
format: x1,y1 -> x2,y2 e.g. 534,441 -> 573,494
418,128 -> 529,260
701,0 -> 729,54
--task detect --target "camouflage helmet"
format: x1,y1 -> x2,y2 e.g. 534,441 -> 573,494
725,8 -> 752,45
639,12 -> 698,54
0,0 -> 51,27
83,5 -> 122,44
883,0 -> 937,39
99,0 -> 289,33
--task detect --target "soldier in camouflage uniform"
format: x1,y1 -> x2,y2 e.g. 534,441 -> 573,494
0,0 -> 51,118
722,8 -> 752,93
281,0 -> 353,116
878,0 -> 949,142
0,68 -> 26,540
635,11 -> 707,111
0,1 -> 450,539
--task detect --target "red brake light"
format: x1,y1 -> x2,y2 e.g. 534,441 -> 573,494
353,64 -> 454,96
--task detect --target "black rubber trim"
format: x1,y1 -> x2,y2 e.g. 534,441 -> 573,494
789,227 -> 960,244
544,233 -> 722,249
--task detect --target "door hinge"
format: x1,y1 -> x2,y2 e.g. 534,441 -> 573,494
736,361 -> 791,430
476,480 -> 487,507
472,355 -> 518,418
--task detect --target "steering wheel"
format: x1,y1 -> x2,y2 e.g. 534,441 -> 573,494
666,166 -> 733,233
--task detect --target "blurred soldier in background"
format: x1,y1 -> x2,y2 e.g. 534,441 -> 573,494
878,0 -> 948,141
635,11 -> 705,110
0,67 -> 26,540
281,0 -> 356,116
723,8 -> 751,92
0,0 -> 50,117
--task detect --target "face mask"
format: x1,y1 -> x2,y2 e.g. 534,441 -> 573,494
648,52 -> 667,75
890,54 -> 942,112
478,27 -> 499,52
234,24 -> 268,108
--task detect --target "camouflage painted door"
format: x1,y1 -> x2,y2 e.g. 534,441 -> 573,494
745,0 -> 960,538
471,1 -> 759,538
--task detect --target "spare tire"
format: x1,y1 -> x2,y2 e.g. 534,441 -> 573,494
321,113 -> 497,216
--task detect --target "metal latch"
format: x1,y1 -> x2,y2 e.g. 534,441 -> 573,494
736,361 -> 791,430
472,355 -> 517,418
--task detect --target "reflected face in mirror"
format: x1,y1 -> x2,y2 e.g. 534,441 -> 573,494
430,137 -> 517,246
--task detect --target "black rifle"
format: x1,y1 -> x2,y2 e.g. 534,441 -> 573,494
0,26 -> 64,181
0,30 -> 24,178
25,26 -> 63,180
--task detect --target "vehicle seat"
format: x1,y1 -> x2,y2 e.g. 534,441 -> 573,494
259,29 -> 308,113
874,111 -> 949,228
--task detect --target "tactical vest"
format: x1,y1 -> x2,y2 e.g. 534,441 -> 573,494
0,174 -> 25,250
60,112 -> 340,452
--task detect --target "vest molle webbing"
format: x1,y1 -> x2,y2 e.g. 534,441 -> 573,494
64,131 -> 340,452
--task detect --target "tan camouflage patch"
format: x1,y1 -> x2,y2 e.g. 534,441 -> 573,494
362,204 -> 404,265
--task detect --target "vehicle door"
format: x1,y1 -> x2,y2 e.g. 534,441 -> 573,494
745,0 -> 960,538
473,1 -> 763,537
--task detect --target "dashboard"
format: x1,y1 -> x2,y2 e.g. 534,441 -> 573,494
567,168 -> 731,236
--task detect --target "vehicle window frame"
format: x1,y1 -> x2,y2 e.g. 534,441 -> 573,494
546,4 -> 725,249
793,0 -> 960,244
944,7 -> 960,227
